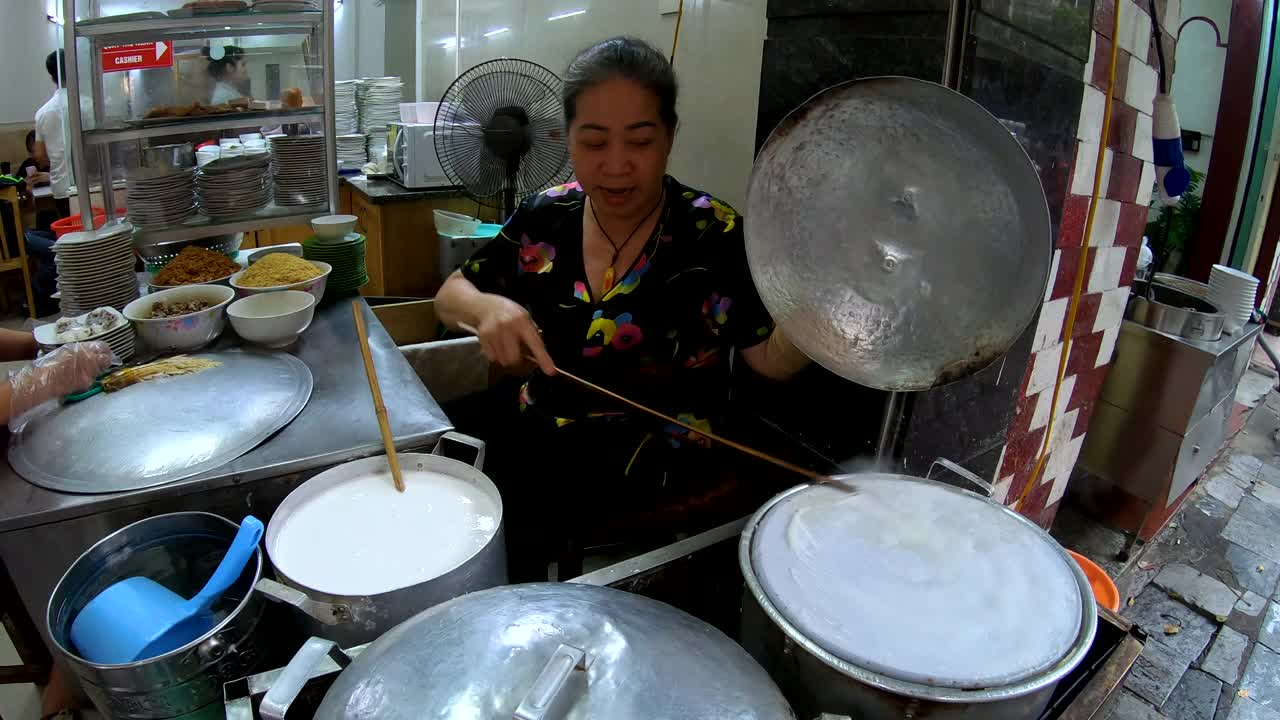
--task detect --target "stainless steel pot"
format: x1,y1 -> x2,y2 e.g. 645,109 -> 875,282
739,475 -> 1097,720
47,513 -> 266,720
1128,283 -> 1225,341
257,432 -> 506,646
259,583 -> 796,720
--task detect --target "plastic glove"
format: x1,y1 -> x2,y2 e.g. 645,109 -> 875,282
9,341 -> 115,423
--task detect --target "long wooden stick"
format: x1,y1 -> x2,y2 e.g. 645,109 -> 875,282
353,301 -> 405,492
457,322 -> 844,488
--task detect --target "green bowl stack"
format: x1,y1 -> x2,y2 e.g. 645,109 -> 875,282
304,233 -> 368,295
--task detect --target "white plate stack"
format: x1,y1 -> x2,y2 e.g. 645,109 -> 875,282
1209,264 -> 1260,333
36,308 -> 136,361
197,154 -> 272,220
251,0 -> 320,11
337,134 -> 366,170
356,77 -> 402,161
270,134 -> 328,206
126,167 -> 197,228
54,224 -> 139,315
335,80 -> 359,134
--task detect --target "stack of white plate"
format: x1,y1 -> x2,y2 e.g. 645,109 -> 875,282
337,133 -> 366,170
271,134 -> 328,206
126,167 -> 197,228
54,223 -> 139,315
335,80 -> 359,134
357,77 -> 402,161
197,154 -> 271,220
1209,264 -> 1260,333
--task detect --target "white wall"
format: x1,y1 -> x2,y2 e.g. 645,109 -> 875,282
355,0 -> 387,78
417,0 -> 767,209
1172,0 -> 1230,175
0,2 -> 62,126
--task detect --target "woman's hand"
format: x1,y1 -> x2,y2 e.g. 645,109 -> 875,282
7,341 -> 114,423
474,295 -> 556,375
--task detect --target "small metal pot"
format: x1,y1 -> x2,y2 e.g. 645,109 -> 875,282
257,432 -> 506,646
1127,283 -> 1225,342
739,473 -> 1097,720
47,512 -> 266,720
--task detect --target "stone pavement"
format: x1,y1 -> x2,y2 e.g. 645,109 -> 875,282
1101,388 -> 1280,719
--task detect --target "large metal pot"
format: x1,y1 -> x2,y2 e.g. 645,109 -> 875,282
740,475 -> 1097,719
258,583 -> 796,720
257,432 -> 506,646
47,512 -> 266,720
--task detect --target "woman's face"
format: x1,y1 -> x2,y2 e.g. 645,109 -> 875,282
569,77 -> 673,220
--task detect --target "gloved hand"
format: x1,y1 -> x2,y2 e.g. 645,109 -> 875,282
9,341 -> 114,423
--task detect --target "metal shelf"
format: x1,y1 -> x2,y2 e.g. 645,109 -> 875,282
84,110 -> 324,145
132,205 -> 327,244
76,11 -> 322,43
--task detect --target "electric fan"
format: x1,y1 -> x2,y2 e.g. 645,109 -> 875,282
434,59 -> 573,219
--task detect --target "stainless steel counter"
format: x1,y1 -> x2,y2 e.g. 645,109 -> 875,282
0,298 -> 452,653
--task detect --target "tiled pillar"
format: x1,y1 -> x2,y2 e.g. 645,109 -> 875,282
995,0 -> 1173,527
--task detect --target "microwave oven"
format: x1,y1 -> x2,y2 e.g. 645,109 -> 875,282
387,122 -> 455,189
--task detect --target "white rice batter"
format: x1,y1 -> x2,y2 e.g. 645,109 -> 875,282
751,477 -> 1083,688
272,468 -> 500,596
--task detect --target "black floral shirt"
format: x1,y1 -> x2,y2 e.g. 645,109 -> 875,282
462,175 -> 774,445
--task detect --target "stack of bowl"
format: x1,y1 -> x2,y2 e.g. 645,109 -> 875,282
1208,264 -> 1260,333
304,215 -> 368,295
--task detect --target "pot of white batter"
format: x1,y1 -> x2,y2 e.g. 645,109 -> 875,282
256,432 -> 506,646
739,474 -> 1097,720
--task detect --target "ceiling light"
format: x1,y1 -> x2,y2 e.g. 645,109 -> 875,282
548,9 -> 586,21
483,27 -> 510,37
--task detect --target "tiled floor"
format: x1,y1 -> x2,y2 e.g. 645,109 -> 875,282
1093,385 -> 1280,718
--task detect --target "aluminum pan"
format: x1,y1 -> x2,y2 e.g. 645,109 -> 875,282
10,349 -> 313,494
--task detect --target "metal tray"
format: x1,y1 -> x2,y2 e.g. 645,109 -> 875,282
9,350 -> 312,494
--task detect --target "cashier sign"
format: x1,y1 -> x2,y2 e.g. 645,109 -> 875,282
102,42 -> 173,73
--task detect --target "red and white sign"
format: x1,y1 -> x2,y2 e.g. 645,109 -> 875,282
101,42 -> 172,73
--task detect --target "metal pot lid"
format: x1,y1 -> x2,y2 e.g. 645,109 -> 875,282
9,349 -> 312,494
315,583 -> 796,720
745,77 -> 1052,390
265,453 -> 502,597
746,476 -> 1084,690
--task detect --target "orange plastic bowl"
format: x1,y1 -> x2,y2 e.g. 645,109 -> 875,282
1067,550 -> 1120,612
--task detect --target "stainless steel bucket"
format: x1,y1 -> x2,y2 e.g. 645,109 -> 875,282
739,478 -> 1098,720
47,512 -> 267,720
257,433 -> 507,646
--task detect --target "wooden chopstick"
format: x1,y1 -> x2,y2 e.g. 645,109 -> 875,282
353,301 -> 406,492
456,322 -> 846,489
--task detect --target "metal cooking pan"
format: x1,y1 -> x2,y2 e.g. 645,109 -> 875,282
746,77 -> 1053,391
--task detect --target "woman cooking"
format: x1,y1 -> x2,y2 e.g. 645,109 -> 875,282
437,36 -> 810,579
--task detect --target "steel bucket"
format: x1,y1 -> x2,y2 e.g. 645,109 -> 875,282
47,512 -> 267,720
257,432 -> 507,646
739,477 -> 1098,719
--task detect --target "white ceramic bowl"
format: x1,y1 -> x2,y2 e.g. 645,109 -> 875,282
230,260 -> 331,303
311,215 -> 358,241
123,285 -> 235,351
227,290 -> 316,348
433,209 -> 481,236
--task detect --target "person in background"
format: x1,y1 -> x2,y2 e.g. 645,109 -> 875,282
33,50 -> 70,220
0,331 -> 111,426
18,130 -> 50,191
204,45 -> 250,104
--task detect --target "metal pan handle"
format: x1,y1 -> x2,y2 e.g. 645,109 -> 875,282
513,643 -> 590,720
255,578 -> 351,625
926,457 -> 993,497
433,430 -> 486,471
259,637 -> 352,720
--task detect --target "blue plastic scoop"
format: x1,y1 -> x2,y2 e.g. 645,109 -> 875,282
70,516 -> 264,665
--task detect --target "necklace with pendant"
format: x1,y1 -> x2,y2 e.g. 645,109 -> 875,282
590,189 -> 665,294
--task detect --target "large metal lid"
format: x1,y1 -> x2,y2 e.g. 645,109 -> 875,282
746,477 -> 1087,690
9,349 -> 312,494
745,77 -> 1052,390
315,583 -> 795,719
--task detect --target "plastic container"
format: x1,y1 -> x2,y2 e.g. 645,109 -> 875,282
1067,550 -> 1120,612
